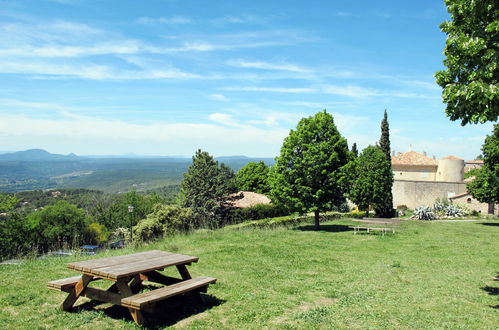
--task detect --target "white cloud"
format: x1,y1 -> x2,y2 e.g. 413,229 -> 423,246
136,16 -> 192,25
0,113 -> 288,157
221,86 -> 316,93
320,84 -> 381,98
209,94 -> 229,101
228,59 -> 309,73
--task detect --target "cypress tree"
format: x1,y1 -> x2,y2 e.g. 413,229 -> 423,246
379,109 -> 391,161
377,110 -> 394,217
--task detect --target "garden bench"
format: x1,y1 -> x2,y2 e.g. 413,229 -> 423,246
351,218 -> 400,235
48,250 -> 216,325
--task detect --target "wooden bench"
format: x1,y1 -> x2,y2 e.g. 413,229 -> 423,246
122,276 -> 216,311
351,218 -> 400,235
48,276 -> 96,293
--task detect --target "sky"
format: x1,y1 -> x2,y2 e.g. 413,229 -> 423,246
0,0 -> 494,159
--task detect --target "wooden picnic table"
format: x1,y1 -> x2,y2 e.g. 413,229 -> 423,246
351,218 -> 400,234
48,250 -> 216,325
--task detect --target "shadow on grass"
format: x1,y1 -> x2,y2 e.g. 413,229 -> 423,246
478,222 -> 499,227
73,293 -> 225,328
481,285 -> 499,309
293,224 -> 353,233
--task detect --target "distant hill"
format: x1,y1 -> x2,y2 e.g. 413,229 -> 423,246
0,149 -> 80,161
0,149 -> 275,193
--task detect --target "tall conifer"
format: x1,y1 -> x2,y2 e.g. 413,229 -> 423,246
377,110 -> 394,217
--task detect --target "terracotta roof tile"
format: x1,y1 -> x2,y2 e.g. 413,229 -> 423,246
391,151 -> 438,166
224,191 -> 271,208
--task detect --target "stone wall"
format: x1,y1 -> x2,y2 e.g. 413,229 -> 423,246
392,180 -> 467,209
451,194 -> 498,215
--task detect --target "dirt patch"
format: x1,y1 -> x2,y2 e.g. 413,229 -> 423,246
298,297 -> 339,312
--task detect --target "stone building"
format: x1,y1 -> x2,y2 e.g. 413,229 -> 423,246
449,192 -> 499,215
390,150 -> 495,214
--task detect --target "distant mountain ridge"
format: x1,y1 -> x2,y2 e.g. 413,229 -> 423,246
0,149 -> 80,161
0,149 -> 275,193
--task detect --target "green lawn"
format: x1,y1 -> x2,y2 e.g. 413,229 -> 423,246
1,219 -> 498,329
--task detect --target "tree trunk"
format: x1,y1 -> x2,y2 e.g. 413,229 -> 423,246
365,204 -> 369,218
314,210 -> 320,230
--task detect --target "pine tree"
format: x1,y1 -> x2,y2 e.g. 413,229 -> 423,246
377,110 -> 394,217
180,149 -> 235,227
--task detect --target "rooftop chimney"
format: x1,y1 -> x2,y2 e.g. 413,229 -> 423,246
423,151 -> 427,156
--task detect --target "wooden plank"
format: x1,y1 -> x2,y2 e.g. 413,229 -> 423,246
141,271 -> 183,285
82,287 -> 122,305
67,250 -> 170,273
93,254 -> 199,280
122,276 -> 217,309
47,276 -> 82,290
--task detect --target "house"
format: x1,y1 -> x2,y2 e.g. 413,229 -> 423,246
449,192 -> 498,215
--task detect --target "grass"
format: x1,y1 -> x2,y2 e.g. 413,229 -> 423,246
1,218 -> 498,329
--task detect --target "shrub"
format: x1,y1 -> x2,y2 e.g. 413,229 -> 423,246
133,204 -> 195,242
224,204 -> 290,225
444,204 -> 464,217
85,222 -> 109,245
412,206 -> 436,220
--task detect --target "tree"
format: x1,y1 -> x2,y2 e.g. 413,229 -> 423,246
351,143 -> 359,158
379,110 -> 391,162
377,110 -> 394,217
27,200 -> 89,251
347,145 -> 394,218
467,124 -> 499,207
236,161 -> 271,193
435,0 -> 498,125
270,110 -> 350,230
180,149 -> 236,227
0,194 -> 18,213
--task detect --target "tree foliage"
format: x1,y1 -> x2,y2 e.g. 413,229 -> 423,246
180,149 -> 237,227
435,0 -> 498,125
377,110 -> 394,217
27,200 -> 89,251
0,194 -> 18,213
379,110 -> 391,162
351,143 -> 359,158
236,161 -> 270,194
133,204 -> 194,242
467,124 -> 499,204
347,145 -> 394,218
270,110 -> 350,230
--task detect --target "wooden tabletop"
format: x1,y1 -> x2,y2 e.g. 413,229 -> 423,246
67,250 -> 198,280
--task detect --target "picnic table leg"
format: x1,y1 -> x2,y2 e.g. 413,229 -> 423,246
116,279 -> 145,325
61,274 -> 92,310
176,264 -> 192,280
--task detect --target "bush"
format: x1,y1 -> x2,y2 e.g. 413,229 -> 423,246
133,204 -> 195,242
223,204 -> 290,225
85,222 -> 109,245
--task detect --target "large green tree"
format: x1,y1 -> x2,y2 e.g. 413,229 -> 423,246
236,161 -> 270,194
377,110 -> 394,217
180,149 -> 237,227
435,0 -> 498,125
467,124 -> 499,207
27,200 -> 89,251
270,110 -> 350,230
347,145 -> 394,218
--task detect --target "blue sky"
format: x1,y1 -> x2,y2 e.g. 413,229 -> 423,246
0,0 -> 493,159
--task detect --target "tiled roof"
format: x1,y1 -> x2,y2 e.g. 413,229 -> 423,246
391,151 -> 438,166
449,192 -> 470,199
224,191 -> 271,208
466,159 -> 484,164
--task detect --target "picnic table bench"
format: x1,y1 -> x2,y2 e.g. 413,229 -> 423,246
48,250 -> 216,325
350,218 -> 400,235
